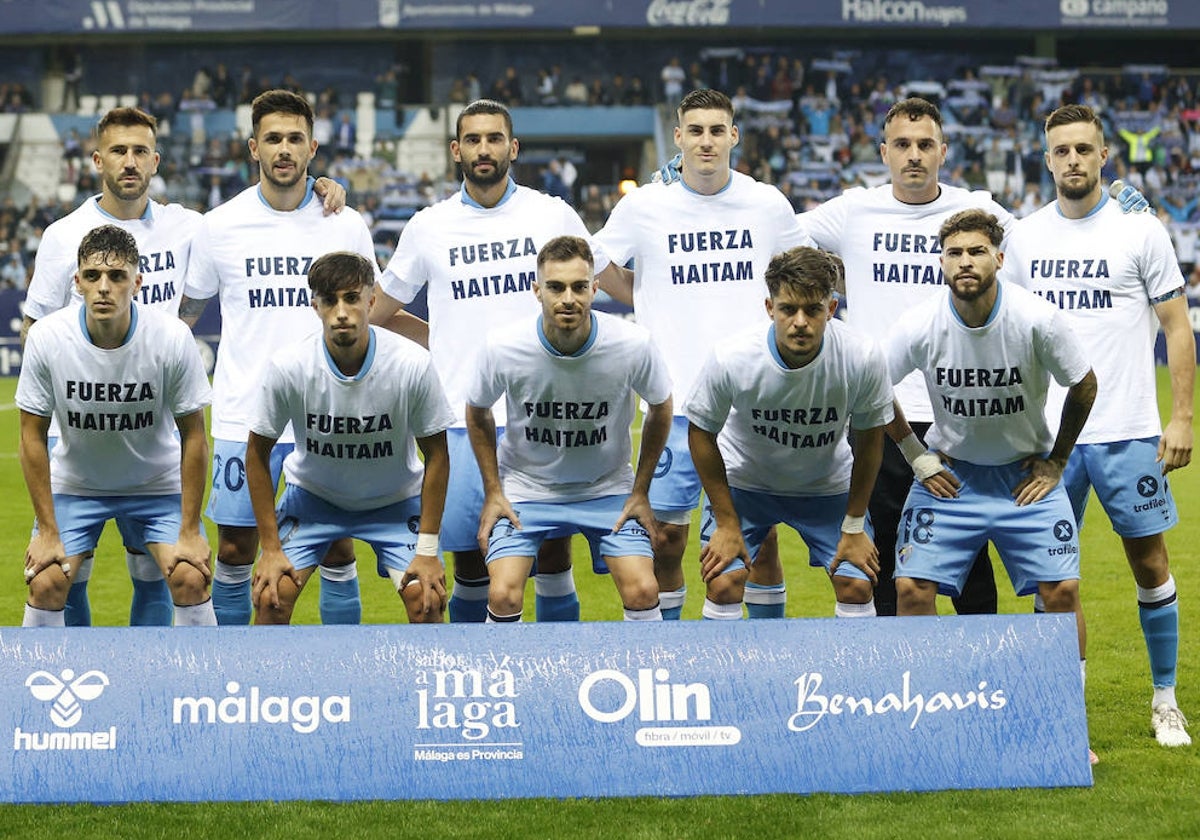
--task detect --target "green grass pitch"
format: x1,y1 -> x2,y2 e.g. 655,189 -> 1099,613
0,370 -> 1197,838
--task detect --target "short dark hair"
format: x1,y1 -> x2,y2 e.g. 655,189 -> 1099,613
456,99 -> 513,139
764,247 -> 842,300
938,209 -> 1004,247
678,88 -> 733,122
78,224 -> 139,270
537,235 -> 593,274
95,107 -> 157,140
307,252 -> 376,300
251,89 -> 314,136
883,97 -> 943,139
1044,103 -> 1104,138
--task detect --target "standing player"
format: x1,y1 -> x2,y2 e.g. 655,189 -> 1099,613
887,209 -> 1096,701
369,99 -> 620,623
687,247 -> 892,619
1001,104 -> 1194,748
18,225 -> 215,627
179,90 -> 375,626
794,97 -> 1010,618
248,252 -> 453,624
465,236 -> 672,622
596,88 -> 812,619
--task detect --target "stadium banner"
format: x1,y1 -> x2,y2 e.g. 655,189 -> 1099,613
1,615 -> 1090,803
1,0 -> 1196,34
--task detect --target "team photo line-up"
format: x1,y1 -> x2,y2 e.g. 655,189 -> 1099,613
14,88 -> 1193,753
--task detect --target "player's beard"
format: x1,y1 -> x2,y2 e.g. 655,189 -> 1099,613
949,272 -> 995,302
261,158 -> 306,190
462,155 -> 510,188
1057,170 -> 1098,201
102,169 -> 149,202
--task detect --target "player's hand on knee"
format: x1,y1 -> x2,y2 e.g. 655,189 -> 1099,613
613,491 -> 659,546
1013,455 -> 1065,506
699,526 -> 750,583
1157,419 -> 1192,474
24,534 -> 70,584
403,554 -> 447,619
168,531 -> 214,584
830,532 -> 879,584
477,493 -> 520,554
251,548 -> 300,611
313,177 -> 346,215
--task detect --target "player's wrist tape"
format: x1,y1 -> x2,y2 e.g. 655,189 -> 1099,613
898,433 -> 943,482
841,515 -> 866,535
415,533 -> 439,555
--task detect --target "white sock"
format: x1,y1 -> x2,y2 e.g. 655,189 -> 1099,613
624,603 -> 663,621
1153,686 -> 1178,709
23,604 -> 65,627
835,599 -> 877,618
320,563 -> 358,583
174,599 -> 217,626
73,554 -> 95,583
486,609 -> 521,623
1080,659 -> 1086,690
701,599 -> 742,620
1137,575 -> 1176,604
214,560 -> 252,584
659,586 -> 687,611
534,569 -> 576,597
127,550 -> 163,581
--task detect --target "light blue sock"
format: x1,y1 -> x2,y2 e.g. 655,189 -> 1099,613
659,586 -> 686,620
745,582 -> 787,618
65,582 -> 92,626
212,561 -> 252,625
534,570 -> 580,622
1138,576 -> 1179,688
319,565 -> 362,625
449,576 -> 489,623
128,551 -> 172,626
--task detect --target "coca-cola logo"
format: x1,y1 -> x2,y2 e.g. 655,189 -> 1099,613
646,0 -> 732,26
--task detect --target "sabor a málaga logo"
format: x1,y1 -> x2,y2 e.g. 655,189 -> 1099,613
578,667 -> 741,747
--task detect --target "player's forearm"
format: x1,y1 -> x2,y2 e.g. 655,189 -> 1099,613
416,432 -> 450,536
846,425 -> 884,517
686,421 -> 739,527
596,262 -> 634,306
386,310 -> 430,348
19,422 -> 57,536
465,405 -> 503,493
633,399 -> 672,494
245,433 -> 283,551
177,416 -> 209,535
1163,317 -> 1196,424
884,400 -> 915,443
1049,369 -> 1098,463
19,315 -> 34,348
176,295 -> 211,328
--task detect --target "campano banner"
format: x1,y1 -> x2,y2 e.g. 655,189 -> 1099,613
1,617 -> 1090,802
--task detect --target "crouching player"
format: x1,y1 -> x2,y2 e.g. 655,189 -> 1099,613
686,247 -> 892,619
18,224 -> 215,626
248,252 -> 454,624
465,236 -> 673,622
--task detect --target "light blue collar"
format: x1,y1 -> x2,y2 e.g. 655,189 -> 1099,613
538,313 -> 598,357
461,177 -> 517,208
322,326 -> 377,381
79,301 -> 138,346
257,175 -> 316,210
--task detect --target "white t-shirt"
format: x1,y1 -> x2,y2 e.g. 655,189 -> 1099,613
798,183 -> 1014,422
886,283 -> 1092,465
183,182 -> 378,443
596,172 -> 812,403
999,194 -> 1184,444
467,312 -> 672,503
252,327 -> 454,511
381,182 -> 610,427
26,196 -> 201,320
686,319 -> 894,496
16,305 -> 212,496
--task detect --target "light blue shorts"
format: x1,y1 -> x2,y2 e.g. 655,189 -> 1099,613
276,484 -> 428,577
440,428 -> 489,553
896,459 -> 1080,598
49,493 -> 181,558
700,489 -> 871,580
206,438 -> 291,527
1063,438 -> 1178,538
485,495 -> 651,568
649,416 -> 703,523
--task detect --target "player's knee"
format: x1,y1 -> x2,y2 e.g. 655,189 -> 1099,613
320,538 -> 356,567
403,588 -> 445,625
706,569 -> 748,605
1038,580 -> 1080,613
27,569 -> 70,608
620,575 -> 661,612
834,576 -> 874,605
166,563 -> 209,605
535,537 -> 572,574
895,577 -> 935,613
254,599 -> 295,625
216,527 -> 258,566
487,576 -> 525,616
653,524 -> 688,568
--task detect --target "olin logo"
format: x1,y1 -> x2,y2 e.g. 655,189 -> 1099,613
26,669 -> 109,728
578,668 -> 741,747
